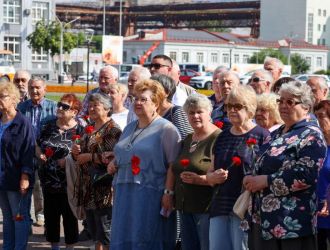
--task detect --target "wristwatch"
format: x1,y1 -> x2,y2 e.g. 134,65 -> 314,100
163,189 -> 174,195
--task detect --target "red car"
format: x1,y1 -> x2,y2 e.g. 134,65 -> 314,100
179,69 -> 201,84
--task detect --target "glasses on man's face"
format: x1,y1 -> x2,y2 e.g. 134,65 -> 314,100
276,99 -> 302,107
251,77 -> 266,83
133,97 -> 149,104
14,78 -> 28,84
226,103 -> 246,111
148,63 -> 171,70
57,102 -> 71,111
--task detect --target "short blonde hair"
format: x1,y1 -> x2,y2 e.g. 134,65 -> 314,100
0,82 -> 20,106
226,85 -> 257,119
134,79 -> 166,108
110,83 -> 128,95
183,94 -> 213,114
257,93 -> 283,124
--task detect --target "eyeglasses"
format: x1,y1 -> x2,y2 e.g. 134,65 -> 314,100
133,97 -> 149,104
148,63 -> 171,70
251,77 -> 266,83
14,78 -> 28,84
226,103 -> 246,111
276,99 -> 302,107
57,102 -> 71,111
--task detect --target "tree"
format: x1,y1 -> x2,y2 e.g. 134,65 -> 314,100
290,53 -> 310,74
249,48 -> 288,64
27,20 -> 85,56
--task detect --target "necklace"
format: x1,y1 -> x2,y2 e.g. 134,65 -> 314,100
125,116 -> 157,151
189,140 -> 199,153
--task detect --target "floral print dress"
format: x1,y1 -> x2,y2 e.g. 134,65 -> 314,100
243,119 -> 327,240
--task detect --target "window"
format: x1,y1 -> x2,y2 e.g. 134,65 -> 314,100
307,13 -> 314,43
318,39 -> 321,45
318,24 -> 321,31
4,36 -> 21,61
182,52 -> 189,63
243,55 -> 249,63
3,0 -> 21,24
32,48 -> 48,62
324,10 -> 327,17
234,54 -> 239,63
323,25 -> 326,32
305,57 -> 311,66
123,51 -> 127,63
317,57 -> 323,67
318,9 -> 322,16
196,52 -> 204,63
32,2 -> 49,24
211,53 -> 218,63
322,39 -> 326,45
222,53 -> 229,64
169,51 -> 177,61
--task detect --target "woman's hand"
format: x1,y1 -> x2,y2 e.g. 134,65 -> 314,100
76,153 -> 92,165
39,154 -> 47,162
102,151 -> 114,165
243,175 -> 268,193
206,169 -> 228,186
20,173 -> 29,195
107,158 -> 118,175
318,201 -> 329,217
161,193 -> 173,212
71,144 -> 81,159
180,171 -> 199,184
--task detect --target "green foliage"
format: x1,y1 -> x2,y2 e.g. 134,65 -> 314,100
27,20 -> 85,57
290,53 -> 310,74
91,35 -> 102,53
249,48 -> 288,64
314,69 -> 330,75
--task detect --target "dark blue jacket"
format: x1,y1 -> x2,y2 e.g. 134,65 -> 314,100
0,111 -> 35,191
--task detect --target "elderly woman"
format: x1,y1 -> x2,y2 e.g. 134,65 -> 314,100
206,85 -> 270,250
243,81 -> 327,250
109,83 -> 129,130
172,94 -> 220,250
72,93 -> 122,250
0,82 -> 35,249
37,94 -> 83,250
314,100 -> 330,250
256,93 -> 283,132
108,79 -> 181,249
151,73 -> 193,139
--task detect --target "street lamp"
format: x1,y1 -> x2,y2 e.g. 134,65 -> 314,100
85,28 -> 94,92
228,41 -> 236,69
55,16 -> 81,84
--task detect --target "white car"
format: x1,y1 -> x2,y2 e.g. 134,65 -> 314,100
189,72 -> 213,89
294,74 -> 330,87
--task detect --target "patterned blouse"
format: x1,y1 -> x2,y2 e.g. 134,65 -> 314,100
242,119 -> 327,240
77,119 -> 121,210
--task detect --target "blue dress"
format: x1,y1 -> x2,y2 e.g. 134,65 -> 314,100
110,117 -> 181,250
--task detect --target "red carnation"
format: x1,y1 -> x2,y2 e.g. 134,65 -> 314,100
132,165 -> 141,175
85,125 -> 94,135
131,155 -> 141,175
14,214 -> 24,221
231,156 -> 242,166
44,147 -> 54,158
246,138 -> 257,147
83,115 -> 90,121
214,121 -> 224,129
131,155 -> 140,166
180,158 -> 190,168
72,134 -> 81,143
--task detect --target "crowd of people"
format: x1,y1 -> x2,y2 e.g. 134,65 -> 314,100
0,54 -> 329,250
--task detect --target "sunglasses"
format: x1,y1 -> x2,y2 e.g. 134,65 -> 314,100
148,63 -> 171,70
14,78 -> 28,84
226,103 -> 246,111
251,77 -> 266,83
276,99 -> 302,107
57,102 -> 71,111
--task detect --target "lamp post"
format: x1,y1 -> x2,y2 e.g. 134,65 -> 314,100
288,39 -> 292,66
85,29 -> 94,92
55,16 -> 80,84
228,41 -> 236,69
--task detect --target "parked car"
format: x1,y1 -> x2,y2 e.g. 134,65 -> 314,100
77,74 -> 93,81
179,63 -> 206,73
179,69 -> 201,84
294,74 -> 330,86
189,72 -> 213,89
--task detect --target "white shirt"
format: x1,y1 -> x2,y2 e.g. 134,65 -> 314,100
172,86 -> 188,106
112,109 -> 129,131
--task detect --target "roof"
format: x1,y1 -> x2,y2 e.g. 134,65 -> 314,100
125,28 -> 329,51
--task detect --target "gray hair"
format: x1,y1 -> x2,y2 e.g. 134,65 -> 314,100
213,66 -> 229,76
183,94 -> 213,114
279,81 -> 314,111
308,76 -> 328,90
264,56 -> 284,70
218,70 -> 240,84
130,66 -> 151,80
150,74 -> 176,102
252,69 -> 274,83
28,76 -> 46,86
100,65 -> 119,79
88,93 -> 112,111
14,69 -> 31,79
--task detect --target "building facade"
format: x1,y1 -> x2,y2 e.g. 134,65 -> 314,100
0,0 -> 55,79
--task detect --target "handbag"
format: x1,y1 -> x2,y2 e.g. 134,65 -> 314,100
233,189 -> 251,220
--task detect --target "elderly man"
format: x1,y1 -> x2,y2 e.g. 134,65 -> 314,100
209,66 -> 228,110
263,57 -> 284,82
170,60 -> 196,106
307,76 -> 329,105
18,76 -> 57,227
250,69 -> 274,95
14,69 -> 31,103
79,65 -> 118,117
126,66 -> 151,124
211,71 -> 240,129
